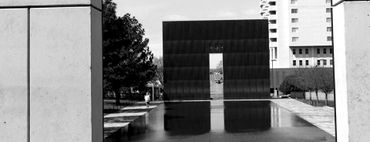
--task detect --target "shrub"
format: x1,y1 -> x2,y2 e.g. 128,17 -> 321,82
279,75 -> 307,95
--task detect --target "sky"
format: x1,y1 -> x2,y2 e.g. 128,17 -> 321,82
210,54 -> 222,69
114,0 -> 261,66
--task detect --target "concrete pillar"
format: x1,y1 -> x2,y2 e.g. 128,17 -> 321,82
0,8 -> 28,142
332,0 -> 370,142
0,1 -> 102,142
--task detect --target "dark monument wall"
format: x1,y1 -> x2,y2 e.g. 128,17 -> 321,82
163,40 -> 210,100
223,39 -> 270,99
163,20 -> 269,100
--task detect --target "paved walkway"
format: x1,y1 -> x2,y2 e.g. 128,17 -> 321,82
103,102 -> 160,139
271,99 -> 336,137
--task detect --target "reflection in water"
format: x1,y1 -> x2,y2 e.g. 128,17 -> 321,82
128,114 -> 149,135
164,102 -> 210,135
105,114 -> 149,142
270,102 -> 314,128
210,100 -> 224,132
224,101 -> 271,133
109,101 -> 335,142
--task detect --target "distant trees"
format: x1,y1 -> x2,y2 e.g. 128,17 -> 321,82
314,68 -> 334,105
279,75 -> 307,95
215,60 -> 223,74
152,57 -> 163,84
103,0 -> 156,105
279,66 -> 334,106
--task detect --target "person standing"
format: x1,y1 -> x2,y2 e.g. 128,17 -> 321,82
159,89 -> 163,101
144,91 -> 150,107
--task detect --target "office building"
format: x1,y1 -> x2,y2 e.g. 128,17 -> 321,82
260,0 -> 333,68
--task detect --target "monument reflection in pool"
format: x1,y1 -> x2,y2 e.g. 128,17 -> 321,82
120,101 -> 334,142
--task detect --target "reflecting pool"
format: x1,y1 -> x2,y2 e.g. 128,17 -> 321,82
110,101 -> 334,142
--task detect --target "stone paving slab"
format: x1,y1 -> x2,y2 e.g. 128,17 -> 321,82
104,112 -> 147,118
121,105 -> 157,111
271,99 -> 336,137
104,122 -> 130,128
104,104 -> 159,140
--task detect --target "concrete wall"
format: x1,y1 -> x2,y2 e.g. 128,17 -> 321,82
276,0 -> 291,68
333,1 -> 370,142
0,0 -> 102,9
0,9 -> 28,142
0,1 -> 102,142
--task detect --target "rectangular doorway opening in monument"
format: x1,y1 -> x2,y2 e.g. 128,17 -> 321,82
210,53 -> 224,100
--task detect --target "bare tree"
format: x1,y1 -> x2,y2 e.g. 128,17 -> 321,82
215,60 -> 223,74
316,68 -> 334,105
308,67 -> 321,105
295,68 -> 315,104
295,66 -> 334,106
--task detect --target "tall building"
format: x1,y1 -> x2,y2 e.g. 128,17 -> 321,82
260,0 -> 333,69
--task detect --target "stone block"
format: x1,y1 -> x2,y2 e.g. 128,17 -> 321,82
0,8 -> 28,142
333,1 -> 370,142
0,0 -> 102,9
29,7 -> 102,142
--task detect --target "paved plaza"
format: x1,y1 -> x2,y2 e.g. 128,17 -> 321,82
272,99 -> 335,136
104,103 -> 159,139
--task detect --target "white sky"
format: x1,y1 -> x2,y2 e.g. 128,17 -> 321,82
114,0 -> 261,66
210,54 -> 222,69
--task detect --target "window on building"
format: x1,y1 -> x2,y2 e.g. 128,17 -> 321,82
270,10 -> 277,15
330,48 -> 333,54
326,8 -> 332,13
292,49 -> 296,55
299,49 -> 302,54
291,9 -> 298,14
327,17 -> 332,23
292,27 -> 299,32
291,0 -> 297,4
291,18 -> 299,23
306,60 -> 309,66
323,60 -> 327,65
299,60 -> 303,66
270,20 -> 277,24
317,48 -> 320,54
293,60 -> 296,66
270,38 -> 277,42
327,0 -> 331,4
270,29 -> 277,33
292,37 -> 299,42
271,47 -> 277,59
305,48 -> 309,54
330,59 -> 333,65
323,48 -> 327,54
269,1 -> 276,5
327,36 -> 332,41
270,48 -> 273,59
317,60 -> 321,65
327,27 -> 332,32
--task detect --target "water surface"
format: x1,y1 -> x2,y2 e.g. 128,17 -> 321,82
117,101 -> 334,142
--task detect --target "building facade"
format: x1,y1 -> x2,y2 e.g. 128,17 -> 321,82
260,0 -> 333,68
